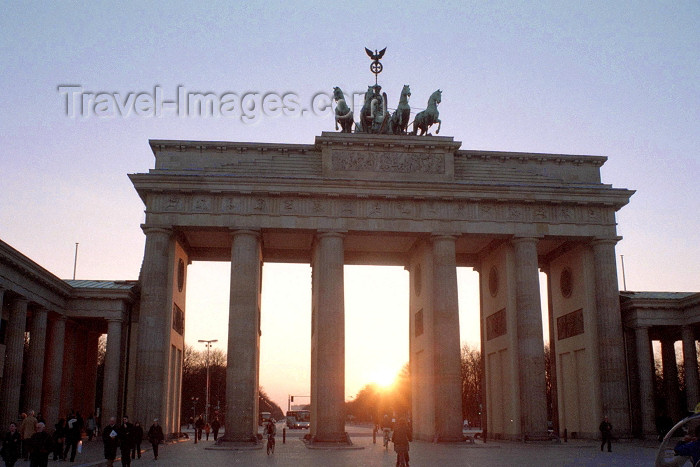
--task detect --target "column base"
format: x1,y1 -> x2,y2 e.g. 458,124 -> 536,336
303,432 -> 361,449
207,435 -> 262,450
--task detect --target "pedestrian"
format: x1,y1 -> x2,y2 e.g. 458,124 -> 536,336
63,413 -> 81,462
131,421 -> 143,459
392,417 -> 412,467
118,416 -> 135,466
52,419 -> 66,461
147,418 -> 164,460
1,422 -> 21,467
102,417 -> 120,467
20,411 -> 37,461
211,417 -> 221,441
194,415 -> 204,443
28,422 -> 53,467
599,416 -> 613,452
86,413 -> 97,441
204,421 -> 211,440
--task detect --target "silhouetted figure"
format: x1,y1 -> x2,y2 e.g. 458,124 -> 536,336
392,418 -> 412,467
211,417 -> 221,441
1,422 -> 21,467
599,416 -> 613,452
28,422 -> 53,467
147,419 -> 164,460
118,416 -> 135,466
131,421 -> 143,459
102,417 -> 119,467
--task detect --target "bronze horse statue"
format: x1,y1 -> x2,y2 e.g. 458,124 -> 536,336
388,85 -> 411,135
411,89 -> 441,136
333,87 -> 354,133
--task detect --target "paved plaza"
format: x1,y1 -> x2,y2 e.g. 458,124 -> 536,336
9,424 -> 660,467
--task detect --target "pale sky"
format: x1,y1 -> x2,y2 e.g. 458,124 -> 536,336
1,1 -> 698,411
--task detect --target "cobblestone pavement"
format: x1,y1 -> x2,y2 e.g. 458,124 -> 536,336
11,424 -> 659,466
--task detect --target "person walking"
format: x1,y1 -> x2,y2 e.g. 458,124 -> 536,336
20,411 -> 37,461
118,416 -> 135,466
194,415 -> 204,443
102,417 -> 120,467
63,413 -> 81,462
52,419 -> 66,461
599,416 -> 613,452
1,422 -> 21,467
147,419 -> 164,460
131,421 -> 143,459
392,417 -> 412,467
28,422 -> 53,467
211,417 -> 221,441
86,414 -> 97,441
204,421 -> 211,441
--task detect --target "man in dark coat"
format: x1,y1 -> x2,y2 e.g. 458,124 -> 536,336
28,422 -> 53,467
1,421 -> 21,467
392,417 -> 412,467
102,417 -> 120,467
63,413 -> 81,462
118,416 -> 135,466
211,417 -> 221,441
147,418 -> 165,460
194,415 -> 205,443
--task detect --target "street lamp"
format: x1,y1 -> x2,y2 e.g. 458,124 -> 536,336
191,396 -> 199,423
198,339 -> 218,423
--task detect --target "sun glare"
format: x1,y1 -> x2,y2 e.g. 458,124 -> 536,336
370,367 -> 397,389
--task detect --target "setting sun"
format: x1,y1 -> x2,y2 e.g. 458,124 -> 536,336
369,366 -> 398,389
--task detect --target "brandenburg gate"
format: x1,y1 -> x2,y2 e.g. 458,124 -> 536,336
127,130 -> 634,443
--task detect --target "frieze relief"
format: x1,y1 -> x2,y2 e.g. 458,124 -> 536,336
153,194 -> 611,226
331,150 -> 445,174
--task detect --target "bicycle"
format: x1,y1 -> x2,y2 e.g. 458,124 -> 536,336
266,434 -> 275,455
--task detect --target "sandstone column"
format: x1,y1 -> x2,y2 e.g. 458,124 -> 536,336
102,318 -> 123,420
661,337 -> 681,421
83,332 -> 101,417
134,226 -> 172,427
310,231 -> 346,442
635,326 -> 656,437
0,298 -> 28,425
225,229 -> 262,442
42,316 -> 66,424
512,237 -> 548,438
592,239 -> 630,433
61,323 -> 77,416
431,234 -> 463,441
682,326 -> 699,413
25,306 -> 48,414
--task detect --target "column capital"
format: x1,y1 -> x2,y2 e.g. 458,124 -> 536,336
511,235 -> 542,246
590,236 -> 622,247
315,230 -> 347,239
229,228 -> 261,238
141,224 -> 173,236
11,297 -> 30,306
106,317 -> 123,324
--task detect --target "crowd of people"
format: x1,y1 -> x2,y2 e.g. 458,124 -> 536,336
0,410 -> 164,467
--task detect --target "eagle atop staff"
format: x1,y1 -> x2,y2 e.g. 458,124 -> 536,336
365,47 -> 386,61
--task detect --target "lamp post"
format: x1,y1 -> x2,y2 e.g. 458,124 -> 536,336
191,396 -> 199,423
198,339 -> 218,423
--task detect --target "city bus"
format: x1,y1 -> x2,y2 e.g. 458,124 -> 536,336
286,410 -> 310,429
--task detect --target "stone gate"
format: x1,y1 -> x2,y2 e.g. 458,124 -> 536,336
128,132 -> 634,441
